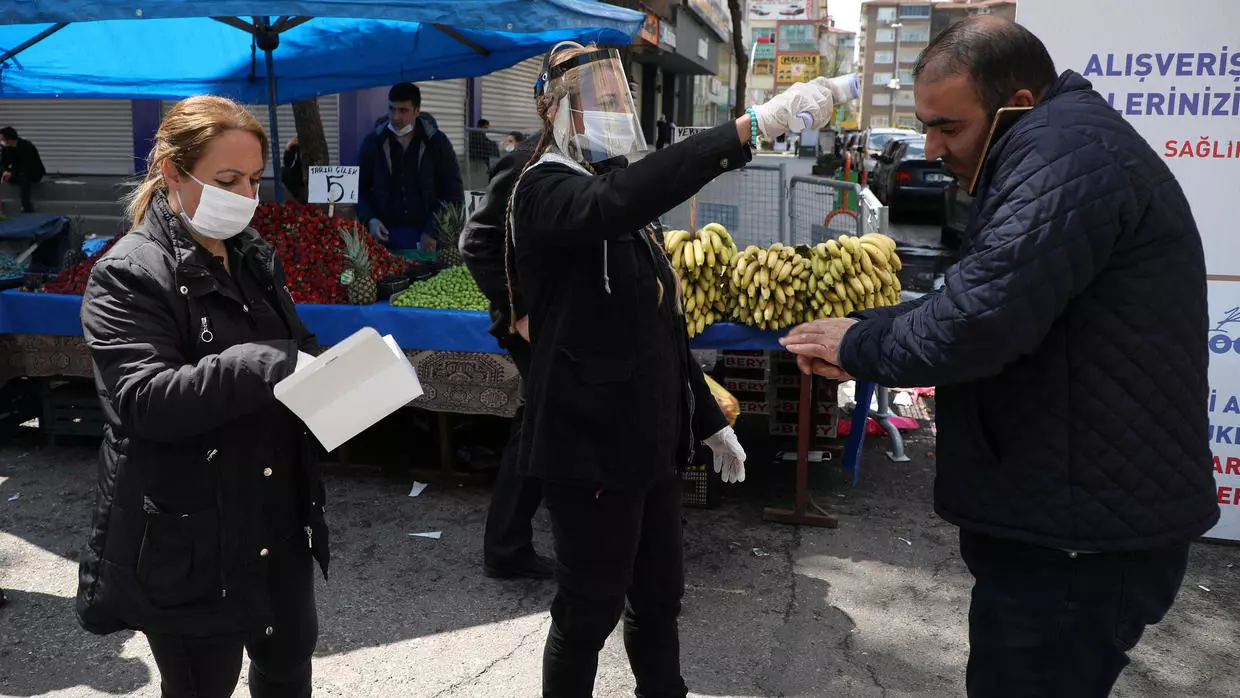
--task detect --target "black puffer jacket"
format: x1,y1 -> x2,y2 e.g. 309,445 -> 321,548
839,71 -> 1219,551
510,125 -> 747,489
76,193 -> 329,637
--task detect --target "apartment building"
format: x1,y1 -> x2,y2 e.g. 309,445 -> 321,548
858,0 -> 1018,129
859,1 -> 933,130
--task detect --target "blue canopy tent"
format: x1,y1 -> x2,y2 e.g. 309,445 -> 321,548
0,0 -> 644,197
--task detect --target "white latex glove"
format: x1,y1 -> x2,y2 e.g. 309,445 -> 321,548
295,351 -> 316,373
369,218 -> 390,243
704,426 -> 747,484
751,79 -> 837,139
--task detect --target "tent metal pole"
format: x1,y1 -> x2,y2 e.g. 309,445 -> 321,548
264,46 -> 283,203
0,23 -> 69,65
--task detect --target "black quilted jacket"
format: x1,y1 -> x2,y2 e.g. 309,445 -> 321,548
839,71 -> 1219,551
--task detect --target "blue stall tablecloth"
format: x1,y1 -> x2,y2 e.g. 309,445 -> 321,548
0,290 -> 790,353
0,288 -> 879,482
0,214 -> 67,241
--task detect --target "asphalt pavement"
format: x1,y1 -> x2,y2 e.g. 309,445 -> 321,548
1,422 -> 1237,697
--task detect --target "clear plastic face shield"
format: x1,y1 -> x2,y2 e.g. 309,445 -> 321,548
541,46 -> 647,164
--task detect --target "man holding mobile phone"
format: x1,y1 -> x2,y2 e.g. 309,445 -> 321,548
780,16 -> 1217,696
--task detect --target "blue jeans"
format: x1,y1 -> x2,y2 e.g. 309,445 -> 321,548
960,530 -> 1189,698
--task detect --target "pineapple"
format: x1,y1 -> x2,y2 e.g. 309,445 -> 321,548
62,216 -> 88,270
433,203 -> 466,267
339,224 -> 377,305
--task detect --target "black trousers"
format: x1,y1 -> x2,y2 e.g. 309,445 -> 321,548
960,530 -> 1190,698
5,171 -> 38,212
483,339 -> 544,567
145,543 -> 318,698
542,474 -> 687,698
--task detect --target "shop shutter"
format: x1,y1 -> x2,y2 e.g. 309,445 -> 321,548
416,79 -> 468,157
479,58 -> 543,137
160,95 -> 340,177
0,99 -> 135,175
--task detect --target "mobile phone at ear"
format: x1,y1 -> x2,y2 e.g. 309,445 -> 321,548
968,106 -> 1033,195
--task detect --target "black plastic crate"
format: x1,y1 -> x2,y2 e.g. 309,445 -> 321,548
895,246 -> 954,293
681,446 -> 722,509
40,378 -> 106,442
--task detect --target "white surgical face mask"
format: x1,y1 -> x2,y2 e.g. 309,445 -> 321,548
177,173 -> 259,241
505,143 -> 516,153
388,121 -> 414,137
577,110 -> 638,162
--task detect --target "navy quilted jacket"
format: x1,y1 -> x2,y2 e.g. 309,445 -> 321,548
839,71 -> 1219,551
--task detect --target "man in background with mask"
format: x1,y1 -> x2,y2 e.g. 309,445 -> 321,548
0,126 -> 46,214
357,83 -> 463,256
780,16 -> 1216,695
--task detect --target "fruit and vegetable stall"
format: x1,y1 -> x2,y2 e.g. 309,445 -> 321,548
0,201 -> 904,516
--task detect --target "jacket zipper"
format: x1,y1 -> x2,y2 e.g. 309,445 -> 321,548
207,447 -> 228,599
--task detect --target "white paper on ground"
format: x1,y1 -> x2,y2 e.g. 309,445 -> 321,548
408,481 -> 428,498
274,327 -> 424,452
409,531 -> 442,540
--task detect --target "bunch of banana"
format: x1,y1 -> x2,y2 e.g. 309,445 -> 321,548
664,223 -> 738,337
804,233 -> 904,319
729,242 -> 813,330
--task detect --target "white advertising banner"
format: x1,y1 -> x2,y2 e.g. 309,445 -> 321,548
1020,0 -> 1240,540
748,1 -> 809,21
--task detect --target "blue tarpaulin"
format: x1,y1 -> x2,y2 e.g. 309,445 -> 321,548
0,1 -> 645,103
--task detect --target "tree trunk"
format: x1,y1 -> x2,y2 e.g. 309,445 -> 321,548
727,0 -> 749,119
289,98 -> 329,204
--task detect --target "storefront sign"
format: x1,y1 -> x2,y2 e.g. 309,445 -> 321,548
749,0 -> 809,20
686,0 -> 732,41
1020,0 -> 1240,541
776,54 -> 820,84
637,12 -> 659,47
659,21 -> 677,49
753,42 -> 776,60
698,38 -> 710,60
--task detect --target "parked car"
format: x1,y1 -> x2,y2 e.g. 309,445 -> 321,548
859,127 -> 914,173
871,135 -> 957,218
941,178 -> 973,252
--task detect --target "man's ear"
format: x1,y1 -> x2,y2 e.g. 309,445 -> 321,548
1007,89 -> 1037,108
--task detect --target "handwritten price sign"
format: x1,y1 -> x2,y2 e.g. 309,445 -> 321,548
307,166 -> 360,205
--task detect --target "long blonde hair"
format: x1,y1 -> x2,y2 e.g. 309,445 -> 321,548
126,95 -> 269,225
503,46 -> 681,332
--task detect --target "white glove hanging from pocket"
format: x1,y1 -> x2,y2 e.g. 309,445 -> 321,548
704,426 -> 747,484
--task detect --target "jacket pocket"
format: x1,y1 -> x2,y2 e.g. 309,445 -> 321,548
550,348 -> 634,432
135,497 -> 220,608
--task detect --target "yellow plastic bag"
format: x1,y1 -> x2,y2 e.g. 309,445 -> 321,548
704,375 -> 740,427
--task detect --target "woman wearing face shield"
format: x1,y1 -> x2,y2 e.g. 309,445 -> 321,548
505,43 -> 842,697
75,95 -> 327,698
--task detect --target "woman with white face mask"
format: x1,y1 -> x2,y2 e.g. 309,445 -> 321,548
506,43 -> 841,697
76,95 -> 327,698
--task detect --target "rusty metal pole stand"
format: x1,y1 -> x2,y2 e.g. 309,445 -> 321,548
763,371 -> 839,527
